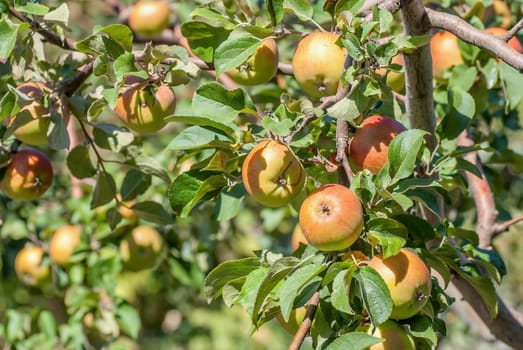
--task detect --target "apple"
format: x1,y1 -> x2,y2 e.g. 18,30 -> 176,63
6,82 -> 50,146
0,148 -> 53,201
241,140 -> 305,207
276,307 -> 307,335
290,224 -> 307,251
14,245 -> 50,286
368,320 -> 415,350
430,31 -> 464,79
227,39 -> 279,86
376,54 -> 405,92
368,248 -> 432,320
292,31 -> 347,98
485,27 -> 522,53
114,76 -> 176,134
298,184 -> 364,252
49,225 -> 82,266
119,225 -> 165,271
128,0 -> 171,39
348,115 -> 406,175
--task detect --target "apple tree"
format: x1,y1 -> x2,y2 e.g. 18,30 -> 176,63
1,0 -> 523,349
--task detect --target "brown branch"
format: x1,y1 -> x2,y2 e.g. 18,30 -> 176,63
492,215 -> 523,236
457,130 -> 498,249
288,291 -> 320,350
426,8 -> 523,72
8,7 -> 77,51
451,274 -> 523,348
500,17 -> 523,42
400,0 -> 437,151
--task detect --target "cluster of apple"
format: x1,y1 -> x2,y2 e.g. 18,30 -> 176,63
14,222 -> 165,289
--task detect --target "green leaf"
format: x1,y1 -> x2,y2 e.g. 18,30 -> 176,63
449,66 -> 478,91
214,34 -> 261,77
168,170 -> 226,217
354,266 -> 393,325
408,315 -> 438,345
43,3 -> 70,27
251,257 -> 301,322
204,257 -> 262,302
327,97 -> 362,123
451,87 -> 475,119
189,8 -> 236,30
192,82 -> 252,123
393,214 -> 435,247
366,231 -> 406,258
167,125 -> 232,150
324,332 -> 382,350
93,123 -> 134,151
266,0 -> 284,25
180,21 -> 230,63
234,268 -> 269,313
15,1 -> 49,15
164,115 -> 237,135
113,53 -> 137,81
66,145 -> 96,179
342,33 -> 364,61
131,201 -> 174,225
121,169 -> 151,200
116,304 -> 141,338
387,129 -> 427,183
500,63 -> 523,108
0,19 -> 21,60
279,256 -> 326,321
214,183 -> 246,221
37,311 -> 57,338
48,112 -> 70,150
331,267 -> 354,313
76,24 -> 133,58
90,171 -> 116,209
283,0 -> 314,21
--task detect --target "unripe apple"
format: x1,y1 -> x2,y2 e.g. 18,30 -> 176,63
368,320 -> 415,350
430,31 -> 464,79
242,140 -> 306,207
276,307 -> 307,335
299,184 -> 364,252
227,39 -> 279,86
114,76 -> 176,134
119,225 -> 164,271
368,248 -> 432,320
0,148 -> 53,201
14,246 -> 50,286
7,82 -> 50,146
485,27 -> 522,53
376,55 -> 405,92
292,31 -> 347,98
128,0 -> 171,39
49,225 -> 82,266
348,115 -> 406,175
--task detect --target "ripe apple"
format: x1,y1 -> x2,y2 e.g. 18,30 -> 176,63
485,27 -> 522,53
119,225 -> 164,271
7,82 -> 50,146
114,76 -> 176,134
290,224 -> 307,251
227,39 -> 279,86
298,184 -> 364,252
241,140 -> 306,207
368,320 -> 415,350
14,245 -> 50,286
0,148 -> 53,201
348,115 -> 406,175
430,31 -> 464,79
128,0 -> 171,39
276,307 -> 307,335
291,31 -> 347,98
49,225 -> 82,266
368,248 -> 432,320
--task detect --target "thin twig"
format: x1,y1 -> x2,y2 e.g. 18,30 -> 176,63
500,17 -> 523,42
288,291 -> 321,350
